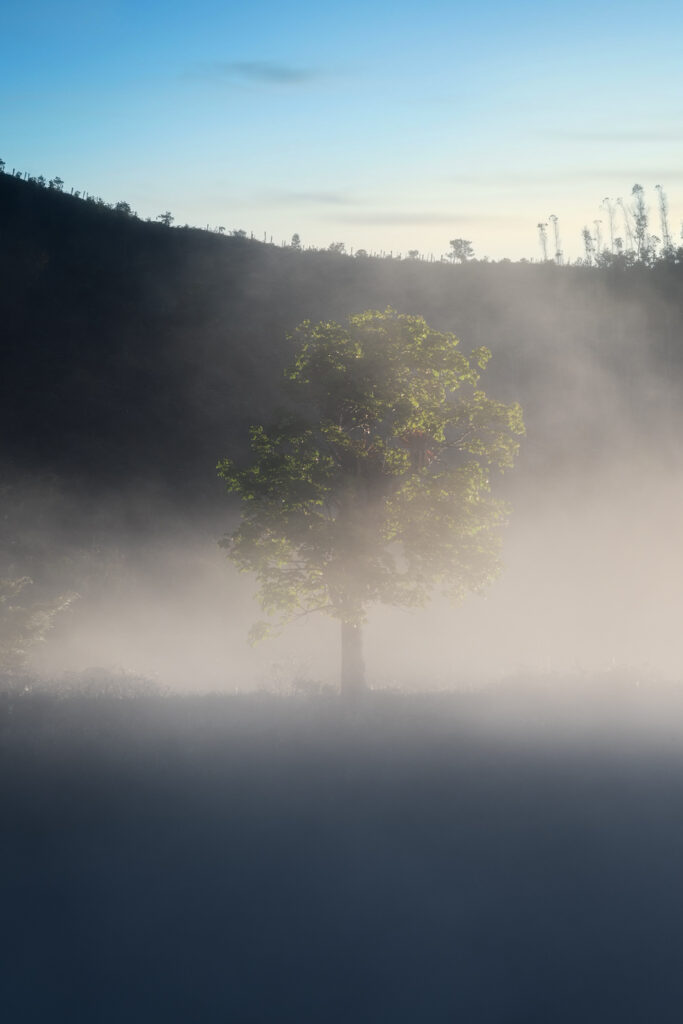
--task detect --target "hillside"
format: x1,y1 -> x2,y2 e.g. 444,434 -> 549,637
3,170 -> 683,516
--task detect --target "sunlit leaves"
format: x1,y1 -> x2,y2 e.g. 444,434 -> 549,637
219,309 -> 524,632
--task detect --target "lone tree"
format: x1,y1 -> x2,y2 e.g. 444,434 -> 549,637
447,238 -> 475,263
218,309 -> 523,698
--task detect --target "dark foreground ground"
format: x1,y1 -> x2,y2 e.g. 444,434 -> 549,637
4,687 -> 683,1023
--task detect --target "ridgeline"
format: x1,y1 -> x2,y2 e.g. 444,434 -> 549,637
2,170 -> 682,513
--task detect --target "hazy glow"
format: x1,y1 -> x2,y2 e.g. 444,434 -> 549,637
27,452 -> 683,694
16,258 -> 682,694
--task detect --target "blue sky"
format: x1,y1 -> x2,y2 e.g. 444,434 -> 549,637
2,0 -> 682,260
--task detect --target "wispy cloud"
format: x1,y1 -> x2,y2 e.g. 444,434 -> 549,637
190,60 -> 320,86
267,190 -> 355,206
547,129 -> 682,143
338,211 -> 506,226
448,168 -> 683,187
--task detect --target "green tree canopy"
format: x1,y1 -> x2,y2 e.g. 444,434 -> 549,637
218,309 -> 524,697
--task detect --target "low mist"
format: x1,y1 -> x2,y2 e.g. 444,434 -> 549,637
20,452 -> 682,699
3,237 -> 683,703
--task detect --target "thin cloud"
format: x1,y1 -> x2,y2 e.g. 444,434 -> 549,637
191,60 -> 320,85
268,190 -> 356,206
547,129 -> 682,143
448,168 -> 683,187
338,211 -> 506,226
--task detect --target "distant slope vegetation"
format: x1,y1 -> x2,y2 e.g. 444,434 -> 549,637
2,172 -> 682,511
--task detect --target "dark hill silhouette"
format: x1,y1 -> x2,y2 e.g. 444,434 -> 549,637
2,170 -> 682,515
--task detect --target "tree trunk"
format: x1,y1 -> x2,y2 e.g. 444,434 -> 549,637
340,620 -> 366,701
